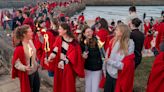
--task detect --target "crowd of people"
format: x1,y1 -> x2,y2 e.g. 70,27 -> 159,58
0,1 -> 164,92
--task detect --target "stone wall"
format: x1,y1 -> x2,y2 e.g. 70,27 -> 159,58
86,0 -> 164,6
0,0 -> 36,8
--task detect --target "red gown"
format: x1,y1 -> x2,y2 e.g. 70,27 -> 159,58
33,29 -> 46,62
144,23 -> 153,49
115,54 -> 135,92
96,28 -> 109,50
30,6 -> 38,15
47,37 -> 84,92
155,22 -> 164,50
41,29 -> 59,70
78,15 -> 85,23
146,52 -> 164,92
48,2 -> 57,13
144,35 -> 153,49
153,22 -> 160,32
11,46 -> 31,92
46,19 -> 51,29
144,23 -> 151,35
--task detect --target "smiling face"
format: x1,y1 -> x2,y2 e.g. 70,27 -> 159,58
115,27 -> 122,39
16,11 -> 21,17
84,28 -> 94,39
58,26 -> 66,36
24,28 -> 33,40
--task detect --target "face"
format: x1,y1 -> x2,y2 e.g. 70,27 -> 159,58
115,27 -> 122,38
58,26 -> 66,36
40,22 -> 46,28
24,28 -> 33,40
22,13 -> 26,18
84,28 -> 93,39
16,11 -> 20,17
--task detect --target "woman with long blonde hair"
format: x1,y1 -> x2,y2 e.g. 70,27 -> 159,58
103,24 -> 135,92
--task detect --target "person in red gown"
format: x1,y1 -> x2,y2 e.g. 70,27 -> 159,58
12,25 -> 40,92
45,23 -> 84,92
143,18 -> 154,56
22,11 -> 35,32
33,20 -> 47,63
96,18 -> 109,50
146,40 -> 164,92
40,19 -> 59,76
155,11 -> 164,51
153,19 -> 160,32
78,13 -> 85,24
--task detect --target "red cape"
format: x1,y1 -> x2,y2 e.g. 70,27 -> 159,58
47,37 -> 84,92
48,2 -> 57,12
115,54 -> 135,92
99,38 -> 113,88
41,29 -> 59,70
146,52 -> 164,92
33,33 -> 44,61
33,28 -> 48,61
30,6 -> 38,15
144,23 -> 151,35
96,28 -> 109,50
153,22 -> 160,32
46,20 -> 51,29
155,22 -> 164,50
144,35 -> 153,49
78,15 -> 85,23
11,46 -> 31,92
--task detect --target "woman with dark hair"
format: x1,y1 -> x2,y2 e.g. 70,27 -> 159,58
80,26 -> 103,92
41,18 -> 59,77
96,18 -> 109,50
23,11 -> 35,32
143,18 -> 154,56
129,18 -> 145,68
11,25 -> 40,92
33,20 -> 47,64
45,23 -> 84,92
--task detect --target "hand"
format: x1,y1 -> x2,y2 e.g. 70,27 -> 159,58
25,66 -> 32,71
82,51 -> 89,59
58,61 -> 64,69
44,58 -> 49,66
16,21 -> 21,25
48,53 -> 55,61
104,58 -> 109,63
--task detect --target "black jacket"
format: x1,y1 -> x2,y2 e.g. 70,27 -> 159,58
80,38 -> 102,71
130,29 -> 145,68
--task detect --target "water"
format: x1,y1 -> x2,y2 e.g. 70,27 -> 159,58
73,6 -> 164,22
1,6 -> 164,22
